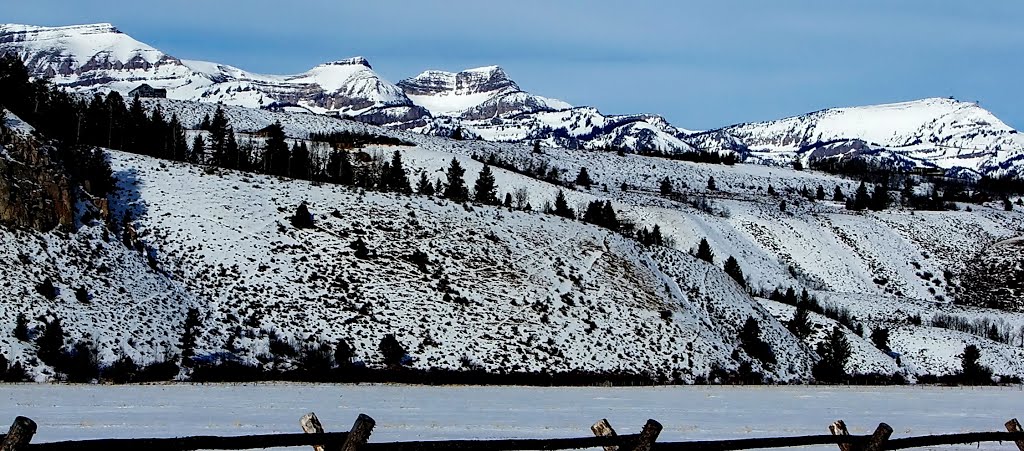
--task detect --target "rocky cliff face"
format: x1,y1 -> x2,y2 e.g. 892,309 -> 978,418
398,66 -> 519,97
0,134 -> 76,231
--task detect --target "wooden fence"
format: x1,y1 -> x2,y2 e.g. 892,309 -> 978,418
2,413 -> 1024,451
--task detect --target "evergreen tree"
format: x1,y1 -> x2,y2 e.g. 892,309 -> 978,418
224,128 -> 243,170
779,200 -> 787,212
13,312 -> 29,341
199,113 -> 211,131
169,114 -> 189,162
723,256 -> 746,288
379,334 -> 407,367
290,141 -> 310,179
190,135 -> 206,164
660,177 -> 674,196
351,237 -> 370,259
291,202 -> 314,229
1003,197 -> 1013,211
813,326 -> 851,383
443,158 -> 469,201
816,185 -> 826,200
553,190 -> 575,219
600,201 -> 619,230
532,140 -> 541,153
451,127 -> 464,140
262,121 -> 290,177
707,176 -> 717,191
180,308 -> 201,366
960,344 -> 992,385
575,167 -> 593,189
850,181 -> 870,211
416,171 -> 435,196
207,105 -> 231,167
787,306 -> 813,340
334,339 -> 354,368
739,317 -> 776,366
504,192 -> 513,208
338,151 -> 354,185
767,185 -> 777,196
869,183 -> 889,211
36,317 -> 66,365
651,224 -> 664,246
385,150 -> 412,193
833,186 -> 845,202
473,165 -> 499,205
696,238 -> 715,263
582,200 -> 604,226
870,327 -> 891,353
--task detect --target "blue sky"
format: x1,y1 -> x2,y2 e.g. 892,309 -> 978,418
7,1 -> 1023,130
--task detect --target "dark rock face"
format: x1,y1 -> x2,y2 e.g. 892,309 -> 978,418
398,66 -> 519,97
0,136 -> 76,231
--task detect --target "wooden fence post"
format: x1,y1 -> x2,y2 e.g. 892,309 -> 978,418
632,419 -> 663,451
300,412 -> 326,451
1006,418 -> 1024,451
863,423 -> 893,451
591,418 -> 619,451
829,419 -> 853,451
0,417 -> 36,451
340,414 -> 375,451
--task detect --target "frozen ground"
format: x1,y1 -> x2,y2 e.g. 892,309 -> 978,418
1,384 -> 1022,450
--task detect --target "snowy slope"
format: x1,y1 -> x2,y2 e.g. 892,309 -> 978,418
697,98 -> 1024,176
0,24 -> 427,126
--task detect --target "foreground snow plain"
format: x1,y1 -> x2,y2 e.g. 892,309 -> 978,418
2,384 -> 1022,450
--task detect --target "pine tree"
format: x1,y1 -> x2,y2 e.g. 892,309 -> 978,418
169,114 -> 188,162
379,334 -> 407,367
779,200 -> 787,212
180,308 -> 201,366
473,165 -> 499,205
850,181 -> 870,211
870,327 -> 891,353
290,141 -> 310,180
338,151 -> 354,185
813,326 -> 851,383
696,238 -> 715,263
386,150 -> 412,193
443,158 -> 469,201
707,176 -> 717,191
833,186 -> 845,202
960,344 -> 992,385
190,135 -> 206,164
553,190 -> 574,219
13,312 -> 29,341
816,185 -> 826,200
739,316 -> 776,366
262,121 -> 290,177
723,256 -> 746,288
36,317 -> 65,365
787,306 -> 813,339
869,184 -> 889,211
504,193 -> 513,208
767,185 -> 777,196
575,167 -> 593,189
416,172 -> 435,196
1003,197 -> 1013,211
224,128 -> 243,170
291,202 -> 314,229
660,177 -> 674,196
651,224 -> 664,246
208,106 -> 231,167
601,201 -> 619,230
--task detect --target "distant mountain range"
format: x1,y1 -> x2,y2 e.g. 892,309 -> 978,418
2,22 -> 1023,177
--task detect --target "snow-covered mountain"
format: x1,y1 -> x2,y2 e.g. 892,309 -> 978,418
0,23 -> 429,127
6,22 -> 1022,177
693,98 -> 1024,177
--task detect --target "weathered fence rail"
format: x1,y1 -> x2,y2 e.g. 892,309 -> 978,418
3,413 -> 1024,451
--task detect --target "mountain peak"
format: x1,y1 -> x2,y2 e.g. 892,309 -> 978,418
0,22 -> 121,36
321,56 -> 372,69
398,65 -> 518,98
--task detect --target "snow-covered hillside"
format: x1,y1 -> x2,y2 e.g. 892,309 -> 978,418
696,98 -> 1024,177
3,93 -> 1024,382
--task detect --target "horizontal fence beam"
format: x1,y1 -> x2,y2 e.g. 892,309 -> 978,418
13,429 -> 1024,451
652,435 -> 866,451
886,431 -> 1024,450
25,432 -> 350,451
363,434 -> 641,451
